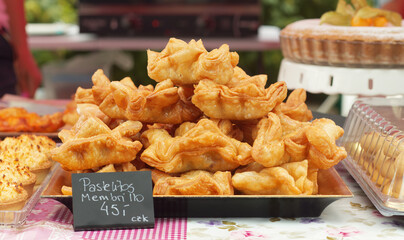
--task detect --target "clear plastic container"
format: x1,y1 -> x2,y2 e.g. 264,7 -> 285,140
0,165 -> 56,226
340,97 -> 404,216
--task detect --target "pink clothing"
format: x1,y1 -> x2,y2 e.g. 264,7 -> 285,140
0,0 -> 9,29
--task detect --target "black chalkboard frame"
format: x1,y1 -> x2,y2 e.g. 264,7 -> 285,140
71,171 -> 155,231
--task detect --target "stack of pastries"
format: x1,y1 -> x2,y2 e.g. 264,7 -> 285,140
54,38 -> 347,196
0,135 -> 57,210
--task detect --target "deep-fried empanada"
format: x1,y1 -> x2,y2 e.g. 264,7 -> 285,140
306,118 -> 347,169
211,118 -> 244,141
277,112 -> 310,137
153,170 -> 234,195
51,115 -> 143,171
75,87 -> 96,104
192,80 -> 287,120
110,78 -> 201,124
252,113 -> 288,167
147,38 -> 239,85
232,160 -> 316,195
140,119 -> 253,173
273,88 -> 313,122
89,69 -> 201,124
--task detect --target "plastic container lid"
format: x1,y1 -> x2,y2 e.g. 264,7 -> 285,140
340,97 -> 404,216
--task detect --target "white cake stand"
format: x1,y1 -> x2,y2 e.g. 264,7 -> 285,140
277,59 -> 404,116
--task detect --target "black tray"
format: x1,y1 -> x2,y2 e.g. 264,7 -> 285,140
41,166 -> 352,218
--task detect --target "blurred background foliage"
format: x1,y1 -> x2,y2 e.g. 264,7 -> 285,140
26,0 -> 377,87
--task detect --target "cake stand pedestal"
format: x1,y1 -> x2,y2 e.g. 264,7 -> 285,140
277,59 -> 404,116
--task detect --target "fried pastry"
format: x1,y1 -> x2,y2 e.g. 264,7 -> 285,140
90,70 -> 133,119
109,78 -> 201,124
210,119 -> 244,141
252,113 -> 288,167
116,162 -> 138,172
174,119 -> 243,141
192,80 -> 287,120
77,103 -> 112,124
147,38 -> 239,85
63,100 -> 80,126
273,88 -> 313,122
75,87 -> 96,104
153,170 -> 234,195
306,118 -> 347,169
88,69 -> 201,124
174,122 -> 196,137
51,115 -> 143,171
91,69 -> 114,105
149,168 -> 173,184
283,127 -> 309,162
96,164 -> 117,173
277,112 -> 310,137
61,185 -> 72,196
235,161 -> 266,173
232,160 -> 316,195
64,101 -> 112,127
0,107 -> 64,132
140,119 -> 253,173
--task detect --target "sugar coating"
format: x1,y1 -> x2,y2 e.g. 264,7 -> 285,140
282,19 -> 404,42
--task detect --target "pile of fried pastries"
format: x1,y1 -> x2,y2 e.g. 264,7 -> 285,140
0,107 -> 64,132
53,38 -> 347,196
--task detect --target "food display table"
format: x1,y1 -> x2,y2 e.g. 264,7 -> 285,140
1,163 -> 404,240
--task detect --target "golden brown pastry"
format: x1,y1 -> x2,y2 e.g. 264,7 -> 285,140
251,113 -> 287,167
86,69 -> 201,124
283,127 -> 309,162
140,119 -> 253,173
51,115 -> 143,171
116,162 -> 138,172
61,185 -> 72,196
192,80 -> 287,120
153,170 -> 234,195
147,38 -> 239,85
0,160 -> 36,196
0,180 -> 29,211
109,78 -> 202,124
273,88 -> 313,122
75,87 -> 96,104
210,119 -> 244,141
0,135 -> 56,184
174,122 -> 197,137
277,112 -> 311,137
250,113 -> 345,170
96,164 -> 117,173
91,69 -> 114,106
232,160 -> 316,195
306,118 -> 347,169
62,100 -> 80,126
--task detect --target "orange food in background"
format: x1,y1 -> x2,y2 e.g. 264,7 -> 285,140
351,16 -> 388,27
373,16 -> 388,27
0,107 -> 64,132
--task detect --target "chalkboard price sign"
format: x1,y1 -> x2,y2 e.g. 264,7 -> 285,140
72,171 -> 155,231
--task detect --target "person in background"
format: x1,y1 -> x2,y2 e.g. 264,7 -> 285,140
0,0 -> 41,98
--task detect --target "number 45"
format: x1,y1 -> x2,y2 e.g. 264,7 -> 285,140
100,201 -> 119,216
